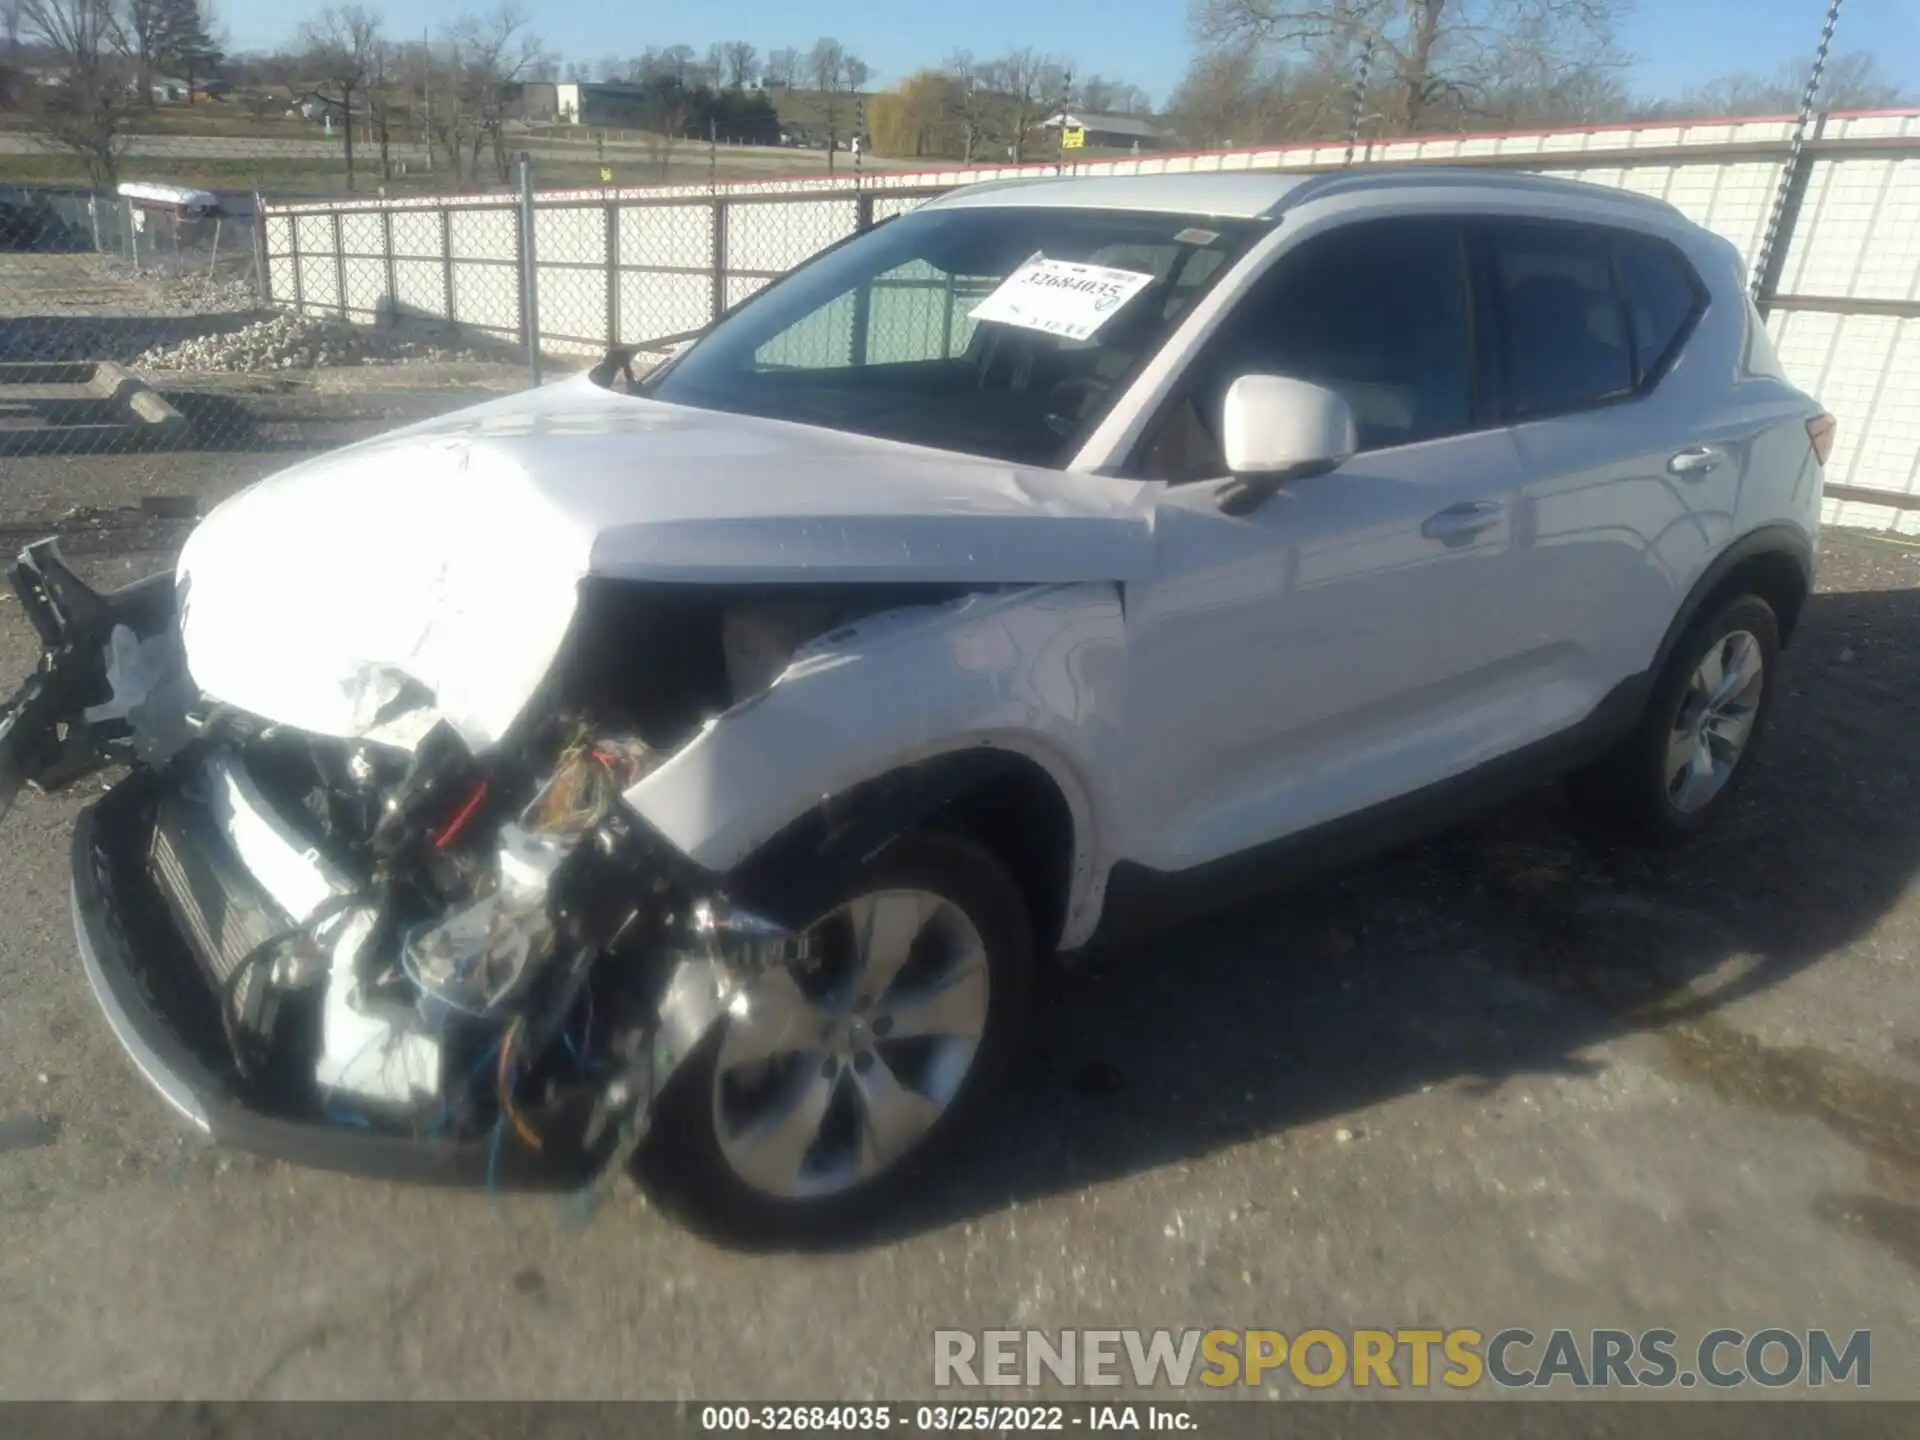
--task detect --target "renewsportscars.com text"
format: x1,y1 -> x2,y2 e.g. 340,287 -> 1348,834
933,1327 -> 1871,1390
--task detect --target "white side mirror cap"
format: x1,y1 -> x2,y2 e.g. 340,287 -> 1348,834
1220,374 -> 1358,478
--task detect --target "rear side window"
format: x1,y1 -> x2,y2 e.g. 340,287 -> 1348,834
1482,221 -> 1634,419
1615,232 -> 1705,381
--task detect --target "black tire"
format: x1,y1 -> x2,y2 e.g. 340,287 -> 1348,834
639,830 -> 1034,1244
1567,593 -> 1780,841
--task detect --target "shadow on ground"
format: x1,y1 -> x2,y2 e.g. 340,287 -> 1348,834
686,546 -> 1920,1250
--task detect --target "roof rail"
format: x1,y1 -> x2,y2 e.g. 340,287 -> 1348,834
1275,165 -> 1684,218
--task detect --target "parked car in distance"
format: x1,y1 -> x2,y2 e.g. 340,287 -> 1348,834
0,169 -> 1832,1240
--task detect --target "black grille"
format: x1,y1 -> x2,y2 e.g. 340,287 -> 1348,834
147,795 -> 290,1042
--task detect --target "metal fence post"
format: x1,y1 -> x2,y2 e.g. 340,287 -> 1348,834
252,192 -> 272,306
126,197 -> 139,272
440,205 -> 455,326
711,198 -> 728,326
331,212 -> 348,320
1754,112 -> 1828,317
289,211 -> 304,312
381,207 -> 398,327
1753,0 -> 1845,309
518,152 -> 543,385
604,199 -> 619,349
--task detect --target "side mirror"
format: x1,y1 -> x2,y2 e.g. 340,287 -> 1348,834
1218,375 -> 1357,513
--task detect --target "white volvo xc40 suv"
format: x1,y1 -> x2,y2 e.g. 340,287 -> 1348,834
1,168 -> 1831,1238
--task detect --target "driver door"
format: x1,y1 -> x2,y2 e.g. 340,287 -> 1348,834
1116,216 -> 1539,875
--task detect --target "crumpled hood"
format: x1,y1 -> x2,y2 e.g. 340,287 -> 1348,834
176,373 -> 1161,750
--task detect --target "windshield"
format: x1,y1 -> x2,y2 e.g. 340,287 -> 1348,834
642,205 -> 1269,467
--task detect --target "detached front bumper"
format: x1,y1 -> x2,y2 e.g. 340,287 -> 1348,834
67,778 -> 580,1186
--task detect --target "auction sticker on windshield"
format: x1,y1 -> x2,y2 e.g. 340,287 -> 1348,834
970,256 -> 1156,341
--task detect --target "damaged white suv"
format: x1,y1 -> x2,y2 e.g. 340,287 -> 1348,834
1,170 -> 1830,1238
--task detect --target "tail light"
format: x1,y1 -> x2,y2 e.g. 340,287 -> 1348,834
1807,412 -> 1837,467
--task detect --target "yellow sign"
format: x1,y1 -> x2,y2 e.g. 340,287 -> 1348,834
600,166 -> 613,182
1062,126 -> 1086,150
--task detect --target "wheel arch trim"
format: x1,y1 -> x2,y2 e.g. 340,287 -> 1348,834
1652,522 -> 1813,683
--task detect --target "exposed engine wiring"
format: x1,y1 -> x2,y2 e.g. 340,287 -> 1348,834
497,1015 -> 543,1152
432,778 -> 491,851
220,889 -> 375,1080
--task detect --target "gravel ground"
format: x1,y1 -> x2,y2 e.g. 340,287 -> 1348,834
0,407 -> 1917,1402
0,254 -> 518,372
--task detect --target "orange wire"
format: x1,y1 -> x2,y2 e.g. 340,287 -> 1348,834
497,1017 -> 543,1152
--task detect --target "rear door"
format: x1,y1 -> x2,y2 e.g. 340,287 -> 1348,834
1476,218 -> 1721,712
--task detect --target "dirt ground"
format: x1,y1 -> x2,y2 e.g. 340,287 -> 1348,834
0,388 -> 1917,1401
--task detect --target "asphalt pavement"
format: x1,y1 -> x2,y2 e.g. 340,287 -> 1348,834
0,388 -> 1917,1400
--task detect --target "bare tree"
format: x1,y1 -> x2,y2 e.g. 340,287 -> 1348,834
1673,51 -> 1912,117
655,42 -> 695,86
123,0 -> 165,105
764,45 -> 797,88
942,49 -> 994,163
301,5 -> 380,189
843,54 -> 870,91
441,4 -> 547,184
807,35 -> 847,169
1191,0 -> 1628,133
721,39 -> 758,89
20,0 -> 128,187
593,52 -> 619,82
646,83 -> 691,175
989,48 -> 1063,162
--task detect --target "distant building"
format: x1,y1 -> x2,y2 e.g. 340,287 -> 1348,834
1038,111 -> 1171,151
515,81 -> 652,127
293,92 -> 349,123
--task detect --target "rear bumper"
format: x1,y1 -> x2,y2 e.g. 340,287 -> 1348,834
68,787 -> 579,1186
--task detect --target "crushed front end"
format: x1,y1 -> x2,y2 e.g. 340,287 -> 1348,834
8,541 -> 810,1195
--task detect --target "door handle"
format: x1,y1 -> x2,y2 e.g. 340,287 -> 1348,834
1421,500 -> 1504,544
1668,445 -> 1725,477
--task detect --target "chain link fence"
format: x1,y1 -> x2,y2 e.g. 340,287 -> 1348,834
3,111 -> 1920,542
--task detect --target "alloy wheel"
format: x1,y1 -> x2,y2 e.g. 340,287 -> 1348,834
1664,629 -> 1765,814
712,888 -> 991,1199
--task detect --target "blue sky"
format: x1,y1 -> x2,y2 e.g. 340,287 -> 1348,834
236,0 -> 1920,110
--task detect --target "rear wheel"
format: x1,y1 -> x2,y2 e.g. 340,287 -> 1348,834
1568,593 -> 1779,840
642,831 -> 1033,1242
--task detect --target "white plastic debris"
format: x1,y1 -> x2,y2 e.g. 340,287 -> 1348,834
82,624 -> 171,724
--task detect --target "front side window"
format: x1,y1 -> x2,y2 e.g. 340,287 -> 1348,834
1483,220 -> 1635,419
643,206 -> 1267,467
1134,217 -> 1476,480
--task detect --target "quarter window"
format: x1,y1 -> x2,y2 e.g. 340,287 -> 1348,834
1615,232 -> 1704,382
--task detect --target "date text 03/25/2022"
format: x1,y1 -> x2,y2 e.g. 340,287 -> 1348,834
698,1405 -> 1190,1431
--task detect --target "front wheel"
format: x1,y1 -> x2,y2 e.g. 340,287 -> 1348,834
642,831 -> 1034,1242
1568,593 -> 1780,840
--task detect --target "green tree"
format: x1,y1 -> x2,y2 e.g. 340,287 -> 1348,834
156,0 -> 221,100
